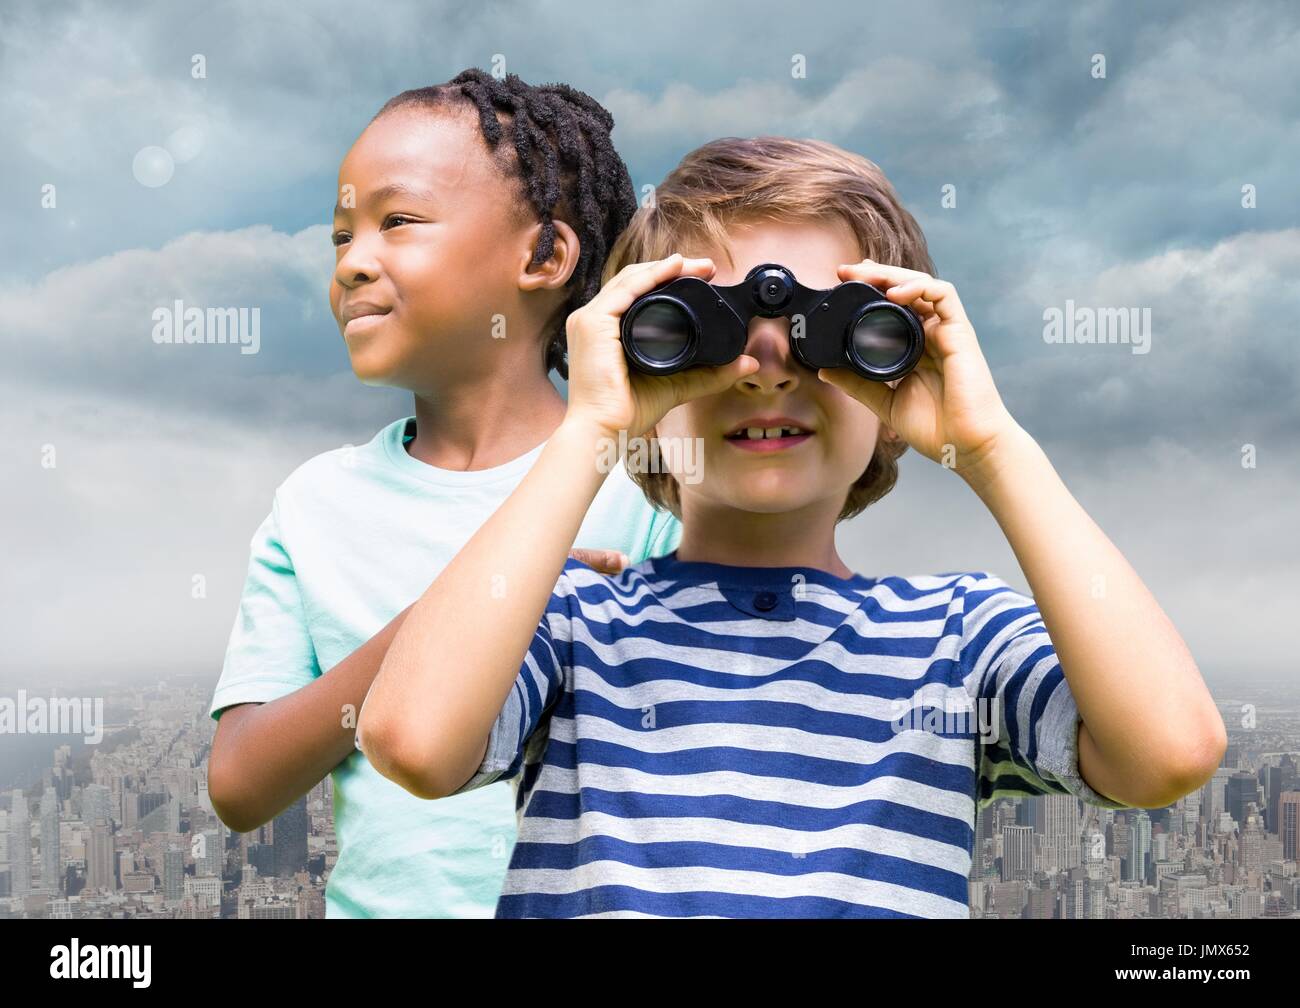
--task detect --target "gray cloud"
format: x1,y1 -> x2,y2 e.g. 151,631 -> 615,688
1,0 -> 1296,689
1000,227 -> 1300,448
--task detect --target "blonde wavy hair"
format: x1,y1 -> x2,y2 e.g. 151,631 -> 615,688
605,137 -> 935,521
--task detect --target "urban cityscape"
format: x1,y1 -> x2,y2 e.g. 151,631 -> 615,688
1,674 -> 1297,919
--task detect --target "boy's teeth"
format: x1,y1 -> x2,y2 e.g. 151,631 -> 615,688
740,426 -> 806,440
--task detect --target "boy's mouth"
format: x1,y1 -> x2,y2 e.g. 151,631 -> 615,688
341,302 -> 392,337
723,420 -> 814,453
344,313 -> 389,337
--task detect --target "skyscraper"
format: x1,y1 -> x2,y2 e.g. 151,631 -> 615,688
83,783 -> 113,827
1226,771 -> 1262,831
1001,824 -> 1033,882
87,817 -> 116,892
1038,794 -> 1082,874
1128,810 -> 1152,884
39,787 -> 60,897
163,847 -> 184,901
7,789 -> 30,897
1264,756 -> 1297,834
1239,805 -> 1264,875
271,795 -> 308,879
1279,791 -> 1300,862
196,827 -> 222,877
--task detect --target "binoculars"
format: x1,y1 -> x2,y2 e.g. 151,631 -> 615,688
620,262 -> 924,381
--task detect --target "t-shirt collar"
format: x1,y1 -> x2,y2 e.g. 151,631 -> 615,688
647,549 -> 876,594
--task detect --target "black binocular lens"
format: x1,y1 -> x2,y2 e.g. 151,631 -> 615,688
849,306 -> 914,371
626,298 -> 695,364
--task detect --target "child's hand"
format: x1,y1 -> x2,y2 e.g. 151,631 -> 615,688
564,253 -> 760,439
569,547 -> 628,574
817,260 -> 1021,475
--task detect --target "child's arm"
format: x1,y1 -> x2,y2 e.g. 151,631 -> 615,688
359,254 -> 758,799
208,602 -> 413,833
821,261 -> 1226,810
209,557 -> 631,832
960,433 -> 1219,808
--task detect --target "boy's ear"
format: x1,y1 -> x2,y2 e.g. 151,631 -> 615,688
517,218 -> 580,292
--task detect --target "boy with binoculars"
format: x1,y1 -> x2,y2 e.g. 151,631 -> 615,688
358,135 -> 1225,918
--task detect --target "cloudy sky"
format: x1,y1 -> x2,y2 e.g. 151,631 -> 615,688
1,0 -> 1296,692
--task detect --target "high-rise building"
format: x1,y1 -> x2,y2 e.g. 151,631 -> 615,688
1279,791 -> 1300,862
1204,768 -> 1233,824
1001,824 -> 1033,882
1239,805 -> 1264,874
1264,756 -> 1298,834
83,783 -> 113,827
1222,742 -> 1242,771
1081,825 -> 1107,877
1112,813 -> 1132,868
184,875 -> 221,909
7,789 -> 31,897
142,800 -> 180,837
39,787 -> 61,897
163,847 -> 184,901
137,791 -> 166,820
1183,786 -> 1202,828
271,795 -> 308,879
1084,876 -> 1107,920
1226,771 -> 1262,831
1128,810 -> 1152,884
87,817 -> 117,892
196,828 -> 222,877
247,842 -> 275,877
1038,794 -> 1082,874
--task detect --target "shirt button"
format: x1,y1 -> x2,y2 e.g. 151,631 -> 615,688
753,591 -> 778,612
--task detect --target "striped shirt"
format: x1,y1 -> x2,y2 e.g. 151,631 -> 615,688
452,551 -> 1131,918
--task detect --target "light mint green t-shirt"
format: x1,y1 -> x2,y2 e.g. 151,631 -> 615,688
208,416 -> 682,917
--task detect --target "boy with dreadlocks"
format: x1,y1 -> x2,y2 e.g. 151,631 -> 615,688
205,69 -> 682,918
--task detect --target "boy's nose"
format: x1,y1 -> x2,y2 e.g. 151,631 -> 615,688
334,239 -> 382,289
736,317 -> 800,393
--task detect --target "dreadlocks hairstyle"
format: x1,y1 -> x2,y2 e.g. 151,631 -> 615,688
373,69 -> 638,380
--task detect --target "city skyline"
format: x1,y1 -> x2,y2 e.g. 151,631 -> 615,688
2,674 -> 1298,919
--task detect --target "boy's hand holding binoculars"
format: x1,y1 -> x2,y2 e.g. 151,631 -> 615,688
817,260 -> 1023,480
563,253 -> 759,442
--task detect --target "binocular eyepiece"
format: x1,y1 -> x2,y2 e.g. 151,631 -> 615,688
621,262 -> 924,381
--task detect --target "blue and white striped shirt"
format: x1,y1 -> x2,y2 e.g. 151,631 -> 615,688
453,551 -> 1131,918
